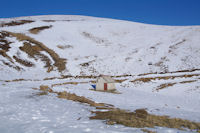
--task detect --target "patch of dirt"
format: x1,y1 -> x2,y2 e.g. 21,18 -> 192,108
13,55 -> 34,67
156,83 -> 176,91
42,20 -> 56,22
0,20 -> 34,27
153,56 -> 169,73
5,31 -> 66,72
168,39 -> 186,54
132,74 -> 200,83
51,82 -> 80,87
138,69 -> 200,76
57,45 -> 73,49
29,25 -> 52,34
90,109 -> 200,131
180,80 -> 197,84
5,78 -> 32,82
82,31 -> 109,45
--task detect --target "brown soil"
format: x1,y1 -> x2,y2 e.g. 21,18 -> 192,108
0,20 -> 34,27
5,31 -> 66,72
29,25 -> 52,34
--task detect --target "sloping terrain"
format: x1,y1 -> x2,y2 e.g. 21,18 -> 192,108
0,15 -> 200,133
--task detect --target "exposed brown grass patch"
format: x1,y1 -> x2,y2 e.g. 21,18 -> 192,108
5,31 -> 66,72
43,20 -> 56,22
0,20 -> 34,27
34,86 -> 112,108
13,55 -> 34,67
90,109 -> 200,131
32,85 -> 200,132
0,31 -> 14,63
5,78 -> 30,82
19,42 -> 52,71
138,69 -> 200,76
57,45 -> 73,49
51,82 -> 79,87
57,91 -> 107,107
42,74 -> 132,81
29,25 -> 52,34
180,80 -> 197,84
132,74 -> 200,83
156,83 -> 176,91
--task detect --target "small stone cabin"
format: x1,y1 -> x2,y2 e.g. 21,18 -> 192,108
96,75 -> 116,91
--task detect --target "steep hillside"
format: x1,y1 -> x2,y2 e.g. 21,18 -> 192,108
1,15 -> 200,80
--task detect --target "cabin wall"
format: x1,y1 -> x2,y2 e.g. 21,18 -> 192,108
96,77 -> 116,91
96,82 -> 116,91
96,82 -> 104,91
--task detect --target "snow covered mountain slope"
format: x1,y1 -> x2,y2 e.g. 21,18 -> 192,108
0,15 -> 200,79
0,15 -> 200,133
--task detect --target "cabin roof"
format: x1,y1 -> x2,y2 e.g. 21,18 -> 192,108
98,75 -> 116,83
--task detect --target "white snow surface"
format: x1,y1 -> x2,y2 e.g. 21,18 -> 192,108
0,15 -> 200,133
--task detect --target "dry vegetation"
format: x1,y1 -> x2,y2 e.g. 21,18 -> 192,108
132,74 -> 200,83
42,20 -> 56,22
179,80 -> 197,84
29,25 -> 52,34
0,31 -> 13,62
4,31 -> 66,72
90,109 -> 200,131
31,85 -> 200,132
51,82 -> 80,87
13,55 -> 34,67
35,85 -> 112,108
0,32 -> 23,71
19,42 -> 52,71
138,68 -> 200,76
0,20 -> 34,27
57,45 -> 73,49
156,83 -> 176,91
